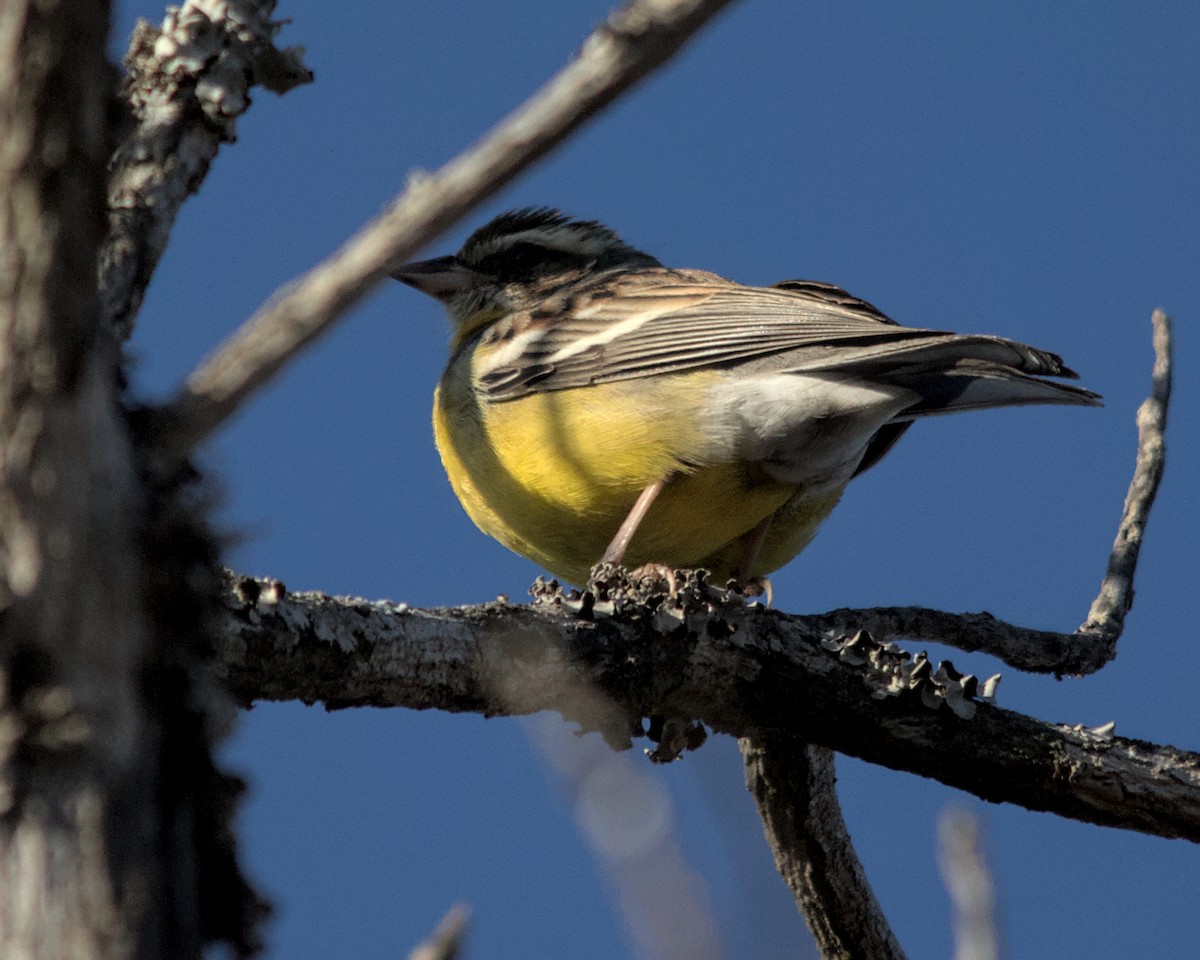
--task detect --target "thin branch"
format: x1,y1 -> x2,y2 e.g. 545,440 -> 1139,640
101,0 -> 311,339
528,713 -> 723,960
937,810 -> 1001,960
408,904 -> 471,960
158,0 -> 738,449
803,607 -> 1100,676
741,740 -> 907,960
1081,308 -> 1172,640
811,309 -> 1171,677
213,575 -> 1200,843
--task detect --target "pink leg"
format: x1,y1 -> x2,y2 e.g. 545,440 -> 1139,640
738,510 -> 776,581
737,511 -> 776,604
600,476 -> 668,566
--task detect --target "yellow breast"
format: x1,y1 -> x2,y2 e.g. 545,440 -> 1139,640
433,341 -> 844,584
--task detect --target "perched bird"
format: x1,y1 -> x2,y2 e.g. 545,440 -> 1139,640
394,208 -> 1100,586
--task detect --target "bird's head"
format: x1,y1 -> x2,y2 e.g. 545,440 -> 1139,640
392,208 -> 659,336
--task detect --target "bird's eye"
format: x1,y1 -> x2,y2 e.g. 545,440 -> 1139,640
475,242 -> 574,280
502,243 -> 544,272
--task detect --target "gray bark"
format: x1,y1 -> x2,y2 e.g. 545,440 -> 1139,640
0,2 -> 265,956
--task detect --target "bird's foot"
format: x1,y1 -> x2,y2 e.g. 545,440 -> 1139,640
733,575 -> 772,606
627,562 -> 679,596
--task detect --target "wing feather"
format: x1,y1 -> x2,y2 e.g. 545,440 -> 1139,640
478,269 -> 1089,405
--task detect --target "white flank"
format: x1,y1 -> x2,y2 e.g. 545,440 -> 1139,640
706,373 -> 917,488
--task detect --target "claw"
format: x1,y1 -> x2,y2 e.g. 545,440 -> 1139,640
628,562 -> 678,595
739,576 -> 773,606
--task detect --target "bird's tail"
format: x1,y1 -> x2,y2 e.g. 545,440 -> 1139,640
878,336 -> 1102,418
794,332 -> 1102,417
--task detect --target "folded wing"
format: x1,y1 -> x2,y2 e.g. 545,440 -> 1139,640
477,269 -> 1101,418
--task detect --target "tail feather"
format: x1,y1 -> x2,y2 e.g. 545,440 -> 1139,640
785,331 -> 1102,416
892,358 -> 1102,418
849,340 -> 1099,478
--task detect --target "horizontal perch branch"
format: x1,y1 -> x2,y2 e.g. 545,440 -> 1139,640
214,573 -> 1200,844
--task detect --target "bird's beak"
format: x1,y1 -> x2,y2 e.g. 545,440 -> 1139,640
391,256 -> 481,302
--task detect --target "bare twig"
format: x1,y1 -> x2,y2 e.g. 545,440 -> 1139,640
408,904 -> 471,960
101,0 -> 311,339
937,810 -> 1001,960
1081,309 -> 1171,640
476,612 -> 723,959
159,0 -> 738,449
527,715 -> 723,960
741,741 -> 906,960
812,310 -> 1171,677
213,576 -> 1200,843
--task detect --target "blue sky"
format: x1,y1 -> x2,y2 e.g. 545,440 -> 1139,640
112,2 -> 1198,957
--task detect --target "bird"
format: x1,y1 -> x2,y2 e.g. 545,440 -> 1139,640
393,208 -> 1100,587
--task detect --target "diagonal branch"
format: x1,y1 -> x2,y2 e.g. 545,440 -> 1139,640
742,741 -> 907,960
408,904 -> 471,960
101,0 -> 311,339
212,575 -> 1200,844
157,0 -> 739,450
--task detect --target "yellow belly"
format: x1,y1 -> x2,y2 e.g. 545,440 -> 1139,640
433,353 -> 844,584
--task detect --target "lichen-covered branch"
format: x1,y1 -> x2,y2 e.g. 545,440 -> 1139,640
214,574 -> 1200,844
160,0 -> 738,449
101,0 -> 312,339
803,607 -> 1094,677
742,741 -> 907,960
